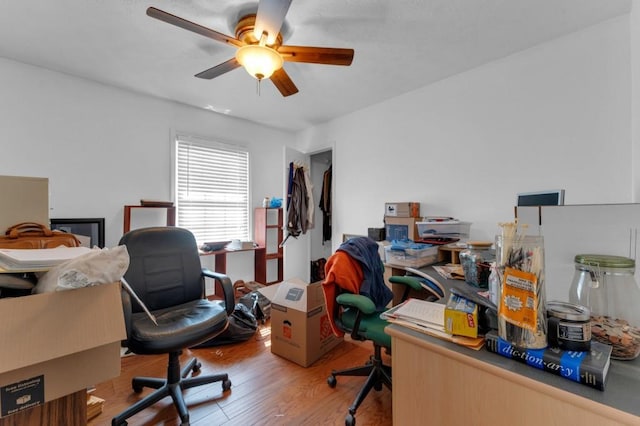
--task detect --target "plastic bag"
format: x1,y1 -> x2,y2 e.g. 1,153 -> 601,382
192,303 -> 258,347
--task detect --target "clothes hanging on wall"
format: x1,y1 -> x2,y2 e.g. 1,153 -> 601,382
303,166 -> 314,229
285,162 -> 314,241
319,165 -> 332,243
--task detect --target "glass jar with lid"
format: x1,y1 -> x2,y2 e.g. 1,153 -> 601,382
569,254 -> 640,360
459,241 -> 495,288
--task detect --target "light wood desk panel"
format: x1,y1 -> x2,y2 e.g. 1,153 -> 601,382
388,324 -> 640,426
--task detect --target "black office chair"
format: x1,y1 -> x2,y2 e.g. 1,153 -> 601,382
322,238 -> 442,426
112,227 -> 235,426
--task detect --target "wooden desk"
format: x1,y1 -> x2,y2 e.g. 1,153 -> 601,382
199,247 -> 257,275
386,264 -> 640,425
388,325 -> 640,425
200,248 -> 257,295
437,243 -> 465,264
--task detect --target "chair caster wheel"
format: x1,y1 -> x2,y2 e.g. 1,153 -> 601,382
112,420 -> 127,426
222,378 -> 232,391
327,375 -> 337,388
132,380 -> 143,393
345,413 -> 355,426
192,361 -> 201,373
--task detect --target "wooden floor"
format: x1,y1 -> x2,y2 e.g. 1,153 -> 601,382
89,321 -> 392,426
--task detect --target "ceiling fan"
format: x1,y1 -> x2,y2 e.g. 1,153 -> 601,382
147,0 -> 355,97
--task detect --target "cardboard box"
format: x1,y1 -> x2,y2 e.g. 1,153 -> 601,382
0,282 -> 126,418
444,293 -> 478,338
384,202 -> 420,218
259,278 -> 342,367
0,176 -> 49,233
385,217 -> 421,241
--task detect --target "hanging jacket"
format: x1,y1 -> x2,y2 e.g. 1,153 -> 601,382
287,166 -> 309,237
319,166 -> 332,242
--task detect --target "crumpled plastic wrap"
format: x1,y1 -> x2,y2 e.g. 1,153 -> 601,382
33,245 -> 130,293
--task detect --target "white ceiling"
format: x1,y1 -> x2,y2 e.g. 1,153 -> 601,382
0,0 -> 631,132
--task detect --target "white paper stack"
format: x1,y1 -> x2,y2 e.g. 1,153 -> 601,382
381,298 -> 446,332
0,246 -> 93,271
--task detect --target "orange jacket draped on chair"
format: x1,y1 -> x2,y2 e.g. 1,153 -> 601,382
323,251 -> 363,337
322,237 -> 393,337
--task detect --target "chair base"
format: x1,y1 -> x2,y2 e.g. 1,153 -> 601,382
112,351 -> 231,426
327,344 -> 391,426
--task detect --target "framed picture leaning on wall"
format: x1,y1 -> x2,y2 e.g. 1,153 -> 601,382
50,218 -> 105,248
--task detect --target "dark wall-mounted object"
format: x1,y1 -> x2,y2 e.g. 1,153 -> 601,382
50,218 -> 105,248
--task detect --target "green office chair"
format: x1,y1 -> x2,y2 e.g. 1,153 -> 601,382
323,239 -> 442,426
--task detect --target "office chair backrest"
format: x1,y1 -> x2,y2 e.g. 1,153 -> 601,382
120,227 -> 204,312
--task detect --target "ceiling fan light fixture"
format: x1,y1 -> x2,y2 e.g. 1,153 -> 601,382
235,44 -> 283,80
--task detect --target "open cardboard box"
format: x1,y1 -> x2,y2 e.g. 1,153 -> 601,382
0,282 -> 125,418
259,278 -> 342,367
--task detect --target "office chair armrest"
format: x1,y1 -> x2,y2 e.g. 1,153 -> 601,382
120,287 -> 133,345
336,293 -> 376,315
201,268 -> 235,315
389,274 -> 445,301
388,275 -> 423,291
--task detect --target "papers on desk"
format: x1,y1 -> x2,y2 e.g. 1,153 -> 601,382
382,298 -> 446,331
382,298 -> 485,350
0,246 -> 93,271
432,264 -> 465,280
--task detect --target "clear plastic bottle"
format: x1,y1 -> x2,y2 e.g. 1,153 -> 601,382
569,254 -> 640,360
459,241 -> 495,288
496,234 -> 547,349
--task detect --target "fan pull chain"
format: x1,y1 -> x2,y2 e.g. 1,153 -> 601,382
256,79 -> 261,96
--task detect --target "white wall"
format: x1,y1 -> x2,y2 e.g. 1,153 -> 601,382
0,57 -> 294,281
632,1 -> 640,200
1,14 -> 636,285
297,16 -> 632,249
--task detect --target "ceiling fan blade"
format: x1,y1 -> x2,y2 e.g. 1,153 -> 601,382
147,7 -> 243,48
195,58 -> 242,79
254,0 -> 292,45
278,45 -> 354,66
270,68 -> 299,97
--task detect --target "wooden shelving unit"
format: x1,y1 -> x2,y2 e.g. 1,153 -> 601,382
254,207 -> 283,285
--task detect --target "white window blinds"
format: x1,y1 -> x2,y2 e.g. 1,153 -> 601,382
175,135 -> 250,243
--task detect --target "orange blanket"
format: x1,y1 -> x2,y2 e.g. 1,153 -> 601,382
322,251 -> 364,337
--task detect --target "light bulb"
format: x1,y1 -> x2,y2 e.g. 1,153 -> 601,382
235,45 -> 283,80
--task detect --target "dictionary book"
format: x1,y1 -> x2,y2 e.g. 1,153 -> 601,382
485,331 -> 612,391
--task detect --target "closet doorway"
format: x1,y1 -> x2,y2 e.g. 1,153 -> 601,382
309,149 -> 332,283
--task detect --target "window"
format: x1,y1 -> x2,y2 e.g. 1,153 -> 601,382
175,134 -> 250,243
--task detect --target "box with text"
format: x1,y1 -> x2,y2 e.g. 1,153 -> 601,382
0,282 -> 126,418
444,293 -> 479,338
385,217 -> 421,241
260,279 -> 342,367
384,202 -> 420,218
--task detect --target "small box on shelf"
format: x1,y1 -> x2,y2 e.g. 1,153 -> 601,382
385,202 -> 420,218
385,217 -> 421,241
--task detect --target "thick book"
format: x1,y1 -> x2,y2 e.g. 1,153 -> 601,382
485,331 -> 612,391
